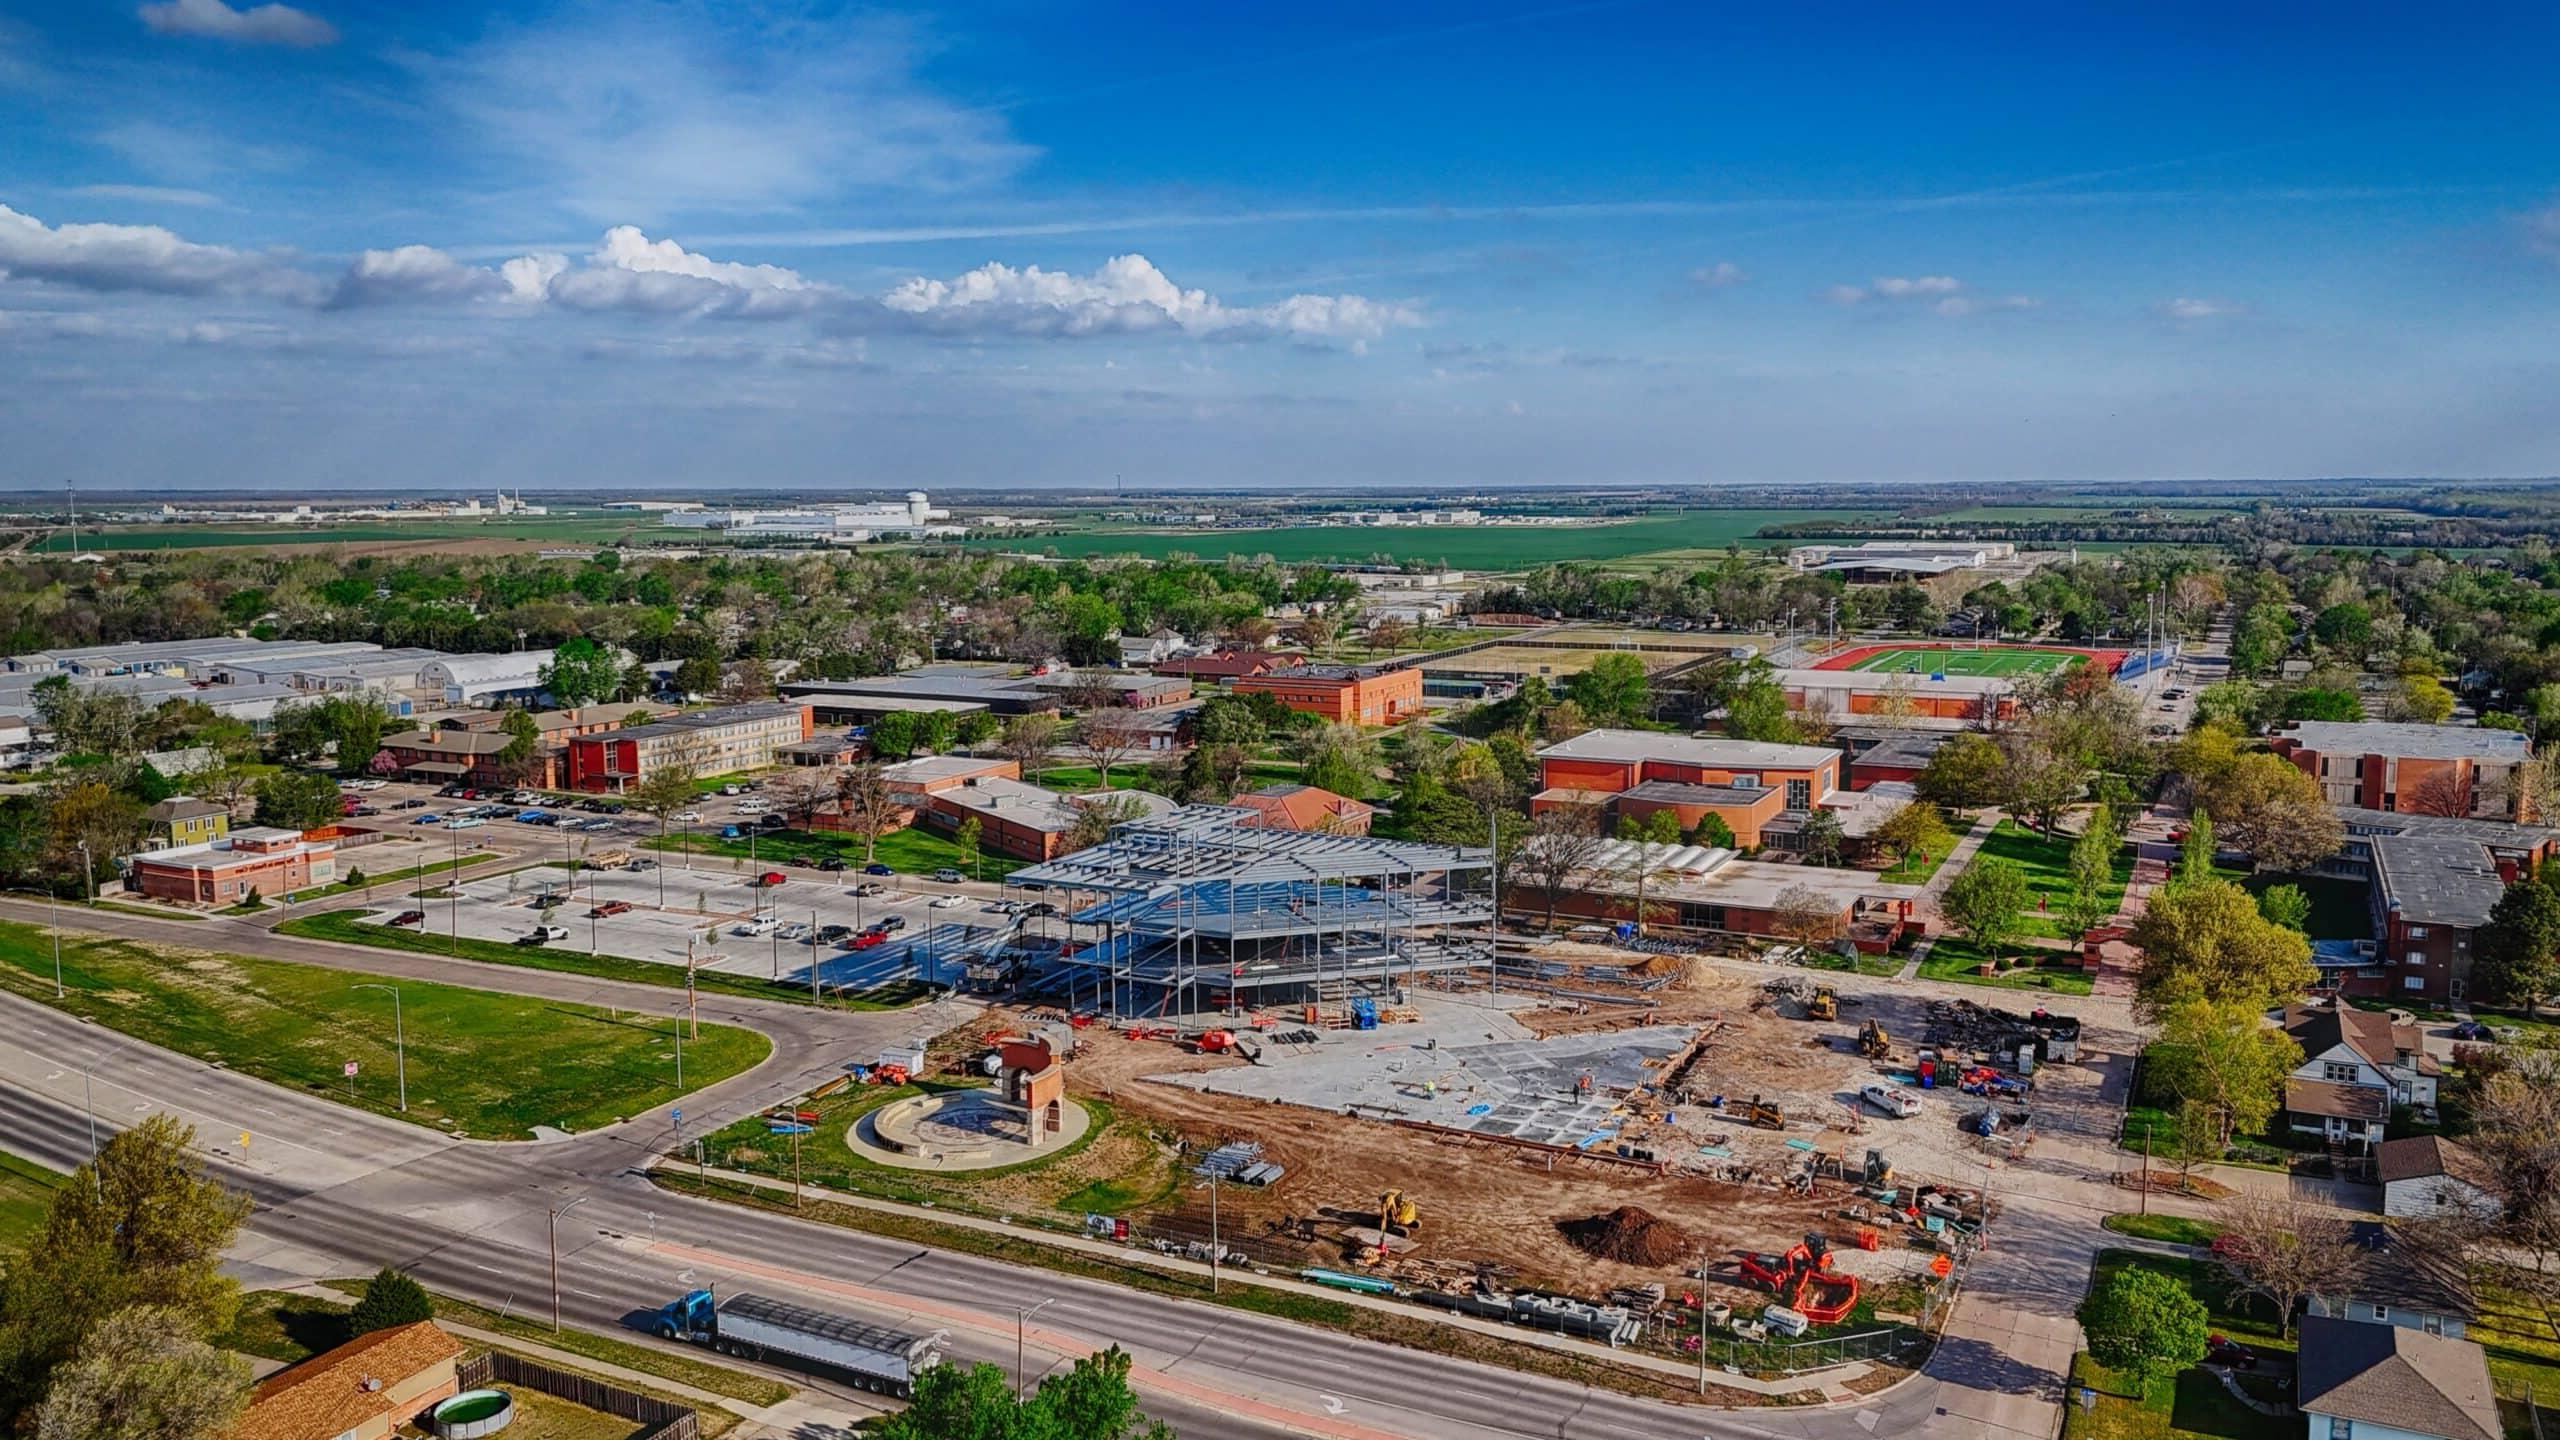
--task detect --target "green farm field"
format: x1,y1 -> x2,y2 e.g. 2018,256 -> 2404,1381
973,508 -> 1889,569
1842,645 -> 2083,677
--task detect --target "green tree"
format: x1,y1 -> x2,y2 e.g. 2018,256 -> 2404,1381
30,1305 -> 249,1440
345,1268 -> 434,1337
1191,694 -> 1265,748
540,637 -> 627,706
318,695 -> 392,776
2150,997 -> 2301,1148
1916,732 -> 2008,809
875,1344 -> 1174,1440
0,1116 -> 251,1426
956,711 -> 1000,747
2472,867 -> 2560,1012
1873,802 -> 1954,875
2227,604 -> 2291,679
672,655 -> 722,697
2130,877 -> 2315,1018
1689,812 -> 1738,850
2058,807 -> 2119,939
1941,856 -> 2030,962
833,763 -> 899,865
44,781 -> 146,884
2311,601 -> 2373,653
868,710 -> 922,761
2176,810 -> 2217,887
955,816 -> 985,881
2254,882 -> 2311,933
1566,653 -> 1651,727
497,708 -> 542,768
250,770 -> 344,832
2076,1267 -> 2210,1384
1723,660 -> 1801,744
2276,687 -> 2362,723
2392,674 -> 2456,724
1796,807 -> 1844,868
2195,752 -> 2341,873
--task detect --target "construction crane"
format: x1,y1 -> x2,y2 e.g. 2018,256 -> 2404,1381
1858,1019 -> 1892,1059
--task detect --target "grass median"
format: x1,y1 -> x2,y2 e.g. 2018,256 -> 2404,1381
0,917 -> 769,1139
0,1151 -> 66,1250
275,908 -> 928,1011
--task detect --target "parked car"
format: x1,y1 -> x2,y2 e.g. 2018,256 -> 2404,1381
735,798 -> 770,816
777,922 -> 812,942
2204,1336 -> 2258,1370
351,805 -> 380,817
519,924 -> 572,945
446,817 -> 487,830
1021,901 -> 1060,918
850,929 -> 889,950
735,917 -> 780,937
817,857 -> 848,872
876,916 -> 907,933
719,784 -> 744,797
517,810 -> 551,824
851,882 -> 887,897
931,893 -> 971,909
389,910 -> 426,927
817,924 -> 854,943
863,863 -> 894,876
720,825 -> 744,840
754,870 -> 788,887
672,810 -> 702,824
1860,1083 -> 1922,1119
624,858 -> 657,872
2452,1020 -> 2498,1042
931,867 -> 965,883
394,799 -> 428,810
411,813 -> 445,826
587,900 -> 633,918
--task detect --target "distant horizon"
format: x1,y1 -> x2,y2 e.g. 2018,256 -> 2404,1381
5,4 -> 2557,487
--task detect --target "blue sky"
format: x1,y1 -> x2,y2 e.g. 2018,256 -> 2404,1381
3,0 -> 2558,492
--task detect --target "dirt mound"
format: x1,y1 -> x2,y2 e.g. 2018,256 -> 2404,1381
1559,1205 -> 1691,1267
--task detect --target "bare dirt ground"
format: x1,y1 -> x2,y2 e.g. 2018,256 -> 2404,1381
977,950 -> 2001,1305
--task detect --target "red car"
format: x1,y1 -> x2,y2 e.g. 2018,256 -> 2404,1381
849,930 -> 888,950
755,871 -> 788,888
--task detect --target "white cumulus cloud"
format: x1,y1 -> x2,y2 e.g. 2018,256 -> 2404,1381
1690,261 -> 1746,289
876,253 -> 1419,341
138,0 -> 337,47
0,203 -> 323,302
327,245 -> 509,309
542,226 -> 830,317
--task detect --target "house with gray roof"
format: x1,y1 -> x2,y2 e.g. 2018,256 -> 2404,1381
2294,1314 -> 2499,1440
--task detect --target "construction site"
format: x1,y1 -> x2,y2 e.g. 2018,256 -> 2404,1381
909,812 -> 2093,1379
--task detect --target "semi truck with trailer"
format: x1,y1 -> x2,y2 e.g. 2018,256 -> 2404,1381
654,1289 -> 943,1396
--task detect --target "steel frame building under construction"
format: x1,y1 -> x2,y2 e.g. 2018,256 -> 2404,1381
1006,805 -> 1496,1019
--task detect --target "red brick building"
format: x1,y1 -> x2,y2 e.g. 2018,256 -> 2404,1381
1232,663 -> 1424,725
2271,721 -> 2532,819
1231,783 -> 1374,835
564,702 -> 813,792
1530,729 -> 1841,847
128,825 -> 337,904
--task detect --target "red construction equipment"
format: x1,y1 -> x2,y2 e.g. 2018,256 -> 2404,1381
1733,1233 -> 1862,1326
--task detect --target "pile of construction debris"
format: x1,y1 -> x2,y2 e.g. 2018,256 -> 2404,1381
1560,1205 -> 1691,1267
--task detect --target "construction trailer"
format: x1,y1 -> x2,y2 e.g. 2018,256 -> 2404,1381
1006,804 -> 1497,1019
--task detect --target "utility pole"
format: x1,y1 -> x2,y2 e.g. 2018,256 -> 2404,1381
673,1017 -> 684,1091
1697,1247 -> 1712,1393
548,1194 -> 589,1332
353,983 -> 407,1112
1016,1297 -> 1057,1399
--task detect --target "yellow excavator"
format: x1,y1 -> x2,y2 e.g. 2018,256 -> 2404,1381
1379,1189 -> 1421,1237
1858,1019 -> 1892,1059
1806,988 -> 1839,1022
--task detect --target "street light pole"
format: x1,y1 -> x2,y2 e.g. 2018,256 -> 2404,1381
81,1067 -> 100,1193
1016,1297 -> 1057,1398
352,983 -> 406,1112
50,886 -> 64,998
548,1194 -> 590,1332
76,840 -> 92,908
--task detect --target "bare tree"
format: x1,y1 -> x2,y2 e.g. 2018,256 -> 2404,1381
833,762 -> 902,865
2210,1193 -> 2361,1338
2401,768 -> 2473,819
996,712 -> 1063,784
1770,884 -> 1847,949
766,768 -> 832,829
1077,707 -> 1152,790
1514,803 -> 1606,930
1062,792 -> 1152,855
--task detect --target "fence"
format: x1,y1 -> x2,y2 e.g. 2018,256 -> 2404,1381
454,1351 -> 700,1440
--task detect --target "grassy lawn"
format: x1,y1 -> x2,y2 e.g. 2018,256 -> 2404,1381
2062,1351 -> 2293,1440
648,824 -> 1024,880
493,1387 -> 650,1440
2468,1282 -> 2560,1402
302,850 -> 502,900
1030,762 -> 1164,794
691,1080 -> 1178,1220
0,1151 -> 66,1253
2100,1213 -> 2226,1247
0,918 -> 769,1139
2093,1250 -> 2290,1349
1977,820 -> 2139,939
215,1290 -> 354,1364
318,1278 -> 792,1407
275,908 -> 925,1010
2123,1051 -> 2301,1171
1878,841 -> 1954,887
1918,935 -> 2097,994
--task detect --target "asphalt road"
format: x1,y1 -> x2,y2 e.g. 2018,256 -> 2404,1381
0,898 -> 2095,1440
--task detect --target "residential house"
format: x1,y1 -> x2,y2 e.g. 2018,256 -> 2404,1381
2281,1002 -> 2441,1151
2294,1314 -> 2499,1440
1117,630 -> 1188,667
144,795 -> 230,848
2271,720 -> 2532,820
1232,783 -> 1375,836
1232,663 -> 1425,725
2379,1135 -> 2501,1222
0,713 -> 30,768
227,1320 -> 467,1440
2305,1222 -> 2475,1339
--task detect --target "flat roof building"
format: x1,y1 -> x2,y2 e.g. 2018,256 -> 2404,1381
2273,721 -> 2533,820
1231,663 -> 1424,725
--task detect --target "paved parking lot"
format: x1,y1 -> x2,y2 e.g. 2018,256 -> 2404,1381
353,860 -> 1027,993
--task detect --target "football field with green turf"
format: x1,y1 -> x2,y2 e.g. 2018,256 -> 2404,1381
1842,646 -> 2084,677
